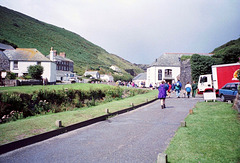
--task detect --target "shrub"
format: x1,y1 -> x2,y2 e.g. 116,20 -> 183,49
28,65 -> 44,79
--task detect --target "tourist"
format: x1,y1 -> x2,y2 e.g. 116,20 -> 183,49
158,81 -> 167,109
167,82 -> 172,97
192,80 -> 198,98
185,82 -> 192,98
175,80 -> 182,98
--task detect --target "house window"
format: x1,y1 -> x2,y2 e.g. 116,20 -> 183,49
37,62 -> 41,65
158,69 -> 162,80
165,69 -> 172,77
14,61 -> 18,69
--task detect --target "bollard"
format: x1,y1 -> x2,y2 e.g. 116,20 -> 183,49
181,121 -> 186,127
146,99 -> 148,102
131,103 -> 134,107
157,153 -> 167,163
55,120 -> 62,127
189,109 -> 193,115
105,108 -> 110,114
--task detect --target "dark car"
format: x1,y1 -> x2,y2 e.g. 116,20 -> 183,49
219,82 -> 239,102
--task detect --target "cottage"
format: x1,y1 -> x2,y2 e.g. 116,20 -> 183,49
84,71 -> 100,79
132,73 -> 147,87
100,74 -> 114,82
3,48 -> 56,84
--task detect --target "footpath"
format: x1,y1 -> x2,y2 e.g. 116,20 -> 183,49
0,94 -> 204,163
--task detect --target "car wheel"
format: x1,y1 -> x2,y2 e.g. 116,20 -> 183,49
220,94 -> 225,102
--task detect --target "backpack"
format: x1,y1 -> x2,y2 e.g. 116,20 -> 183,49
186,87 -> 191,92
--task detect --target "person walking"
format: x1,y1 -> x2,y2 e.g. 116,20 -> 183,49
175,80 -> 182,98
167,82 -> 172,97
192,80 -> 198,98
185,82 -> 192,98
158,81 -> 167,109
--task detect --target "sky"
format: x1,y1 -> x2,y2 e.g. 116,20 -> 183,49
1,0 -> 240,64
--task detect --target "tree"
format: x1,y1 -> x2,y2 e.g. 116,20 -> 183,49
190,54 -> 216,82
28,65 -> 44,79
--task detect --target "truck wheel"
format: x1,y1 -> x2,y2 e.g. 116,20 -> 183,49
220,94 -> 225,102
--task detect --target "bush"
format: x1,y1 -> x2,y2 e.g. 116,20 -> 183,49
5,71 -> 16,79
28,65 -> 44,79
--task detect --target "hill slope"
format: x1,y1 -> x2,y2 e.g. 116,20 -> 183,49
212,38 -> 240,53
0,6 -> 143,76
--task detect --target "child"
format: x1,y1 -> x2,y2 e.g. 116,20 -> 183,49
185,82 -> 192,98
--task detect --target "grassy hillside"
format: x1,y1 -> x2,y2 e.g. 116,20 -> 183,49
0,6 -> 143,76
212,37 -> 240,53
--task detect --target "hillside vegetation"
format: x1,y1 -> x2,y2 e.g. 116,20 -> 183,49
0,6 -> 143,76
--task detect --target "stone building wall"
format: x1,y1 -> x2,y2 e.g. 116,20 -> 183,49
0,52 -> 10,71
180,59 -> 192,87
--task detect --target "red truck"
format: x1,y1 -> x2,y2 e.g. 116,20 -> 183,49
198,63 -> 240,95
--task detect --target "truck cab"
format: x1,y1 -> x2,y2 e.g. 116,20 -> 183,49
198,74 -> 213,94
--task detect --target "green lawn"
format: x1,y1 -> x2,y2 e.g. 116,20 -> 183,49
0,89 -> 158,145
0,83 -> 114,94
165,102 -> 240,163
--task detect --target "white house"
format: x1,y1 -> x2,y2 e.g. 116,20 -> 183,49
146,53 -> 212,87
132,73 -> 147,87
3,48 -> 56,84
84,71 -> 100,79
100,74 -> 114,82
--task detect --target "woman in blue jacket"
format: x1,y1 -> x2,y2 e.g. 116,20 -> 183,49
158,81 -> 167,109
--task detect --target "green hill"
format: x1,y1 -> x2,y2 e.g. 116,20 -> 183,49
0,6 -> 143,77
211,37 -> 240,64
212,37 -> 240,53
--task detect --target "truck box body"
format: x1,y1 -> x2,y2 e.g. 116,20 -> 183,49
198,63 -> 240,94
212,63 -> 240,90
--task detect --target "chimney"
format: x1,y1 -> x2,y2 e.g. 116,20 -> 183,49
59,52 -> 66,58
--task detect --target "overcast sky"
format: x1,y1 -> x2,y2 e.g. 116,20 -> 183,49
1,0 -> 240,64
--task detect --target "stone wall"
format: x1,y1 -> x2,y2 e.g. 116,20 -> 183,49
180,59 -> 192,87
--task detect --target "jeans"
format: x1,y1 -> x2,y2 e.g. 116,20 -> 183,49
176,90 -> 180,97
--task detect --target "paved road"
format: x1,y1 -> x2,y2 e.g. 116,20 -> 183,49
0,95 -> 203,163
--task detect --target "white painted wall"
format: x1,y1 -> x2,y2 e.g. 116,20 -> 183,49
100,74 -> 114,82
146,66 -> 180,87
10,61 -> 56,83
41,62 -> 56,83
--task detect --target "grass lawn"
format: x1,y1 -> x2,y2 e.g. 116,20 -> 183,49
0,83 -> 114,94
0,89 -> 158,145
165,102 -> 240,163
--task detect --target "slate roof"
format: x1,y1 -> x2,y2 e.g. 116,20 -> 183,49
133,73 -> 147,80
46,55 -> 73,62
151,53 -> 213,67
0,43 -> 14,51
3,48 -> 51,61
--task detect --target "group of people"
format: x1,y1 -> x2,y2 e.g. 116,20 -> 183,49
158,80 -> 198,109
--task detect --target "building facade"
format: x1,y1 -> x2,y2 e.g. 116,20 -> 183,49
3,48 -> 56,83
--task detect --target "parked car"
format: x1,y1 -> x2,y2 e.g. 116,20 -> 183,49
219,82 -> 239,102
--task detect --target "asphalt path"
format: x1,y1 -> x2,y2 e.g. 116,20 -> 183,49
0,95 -> 204,163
